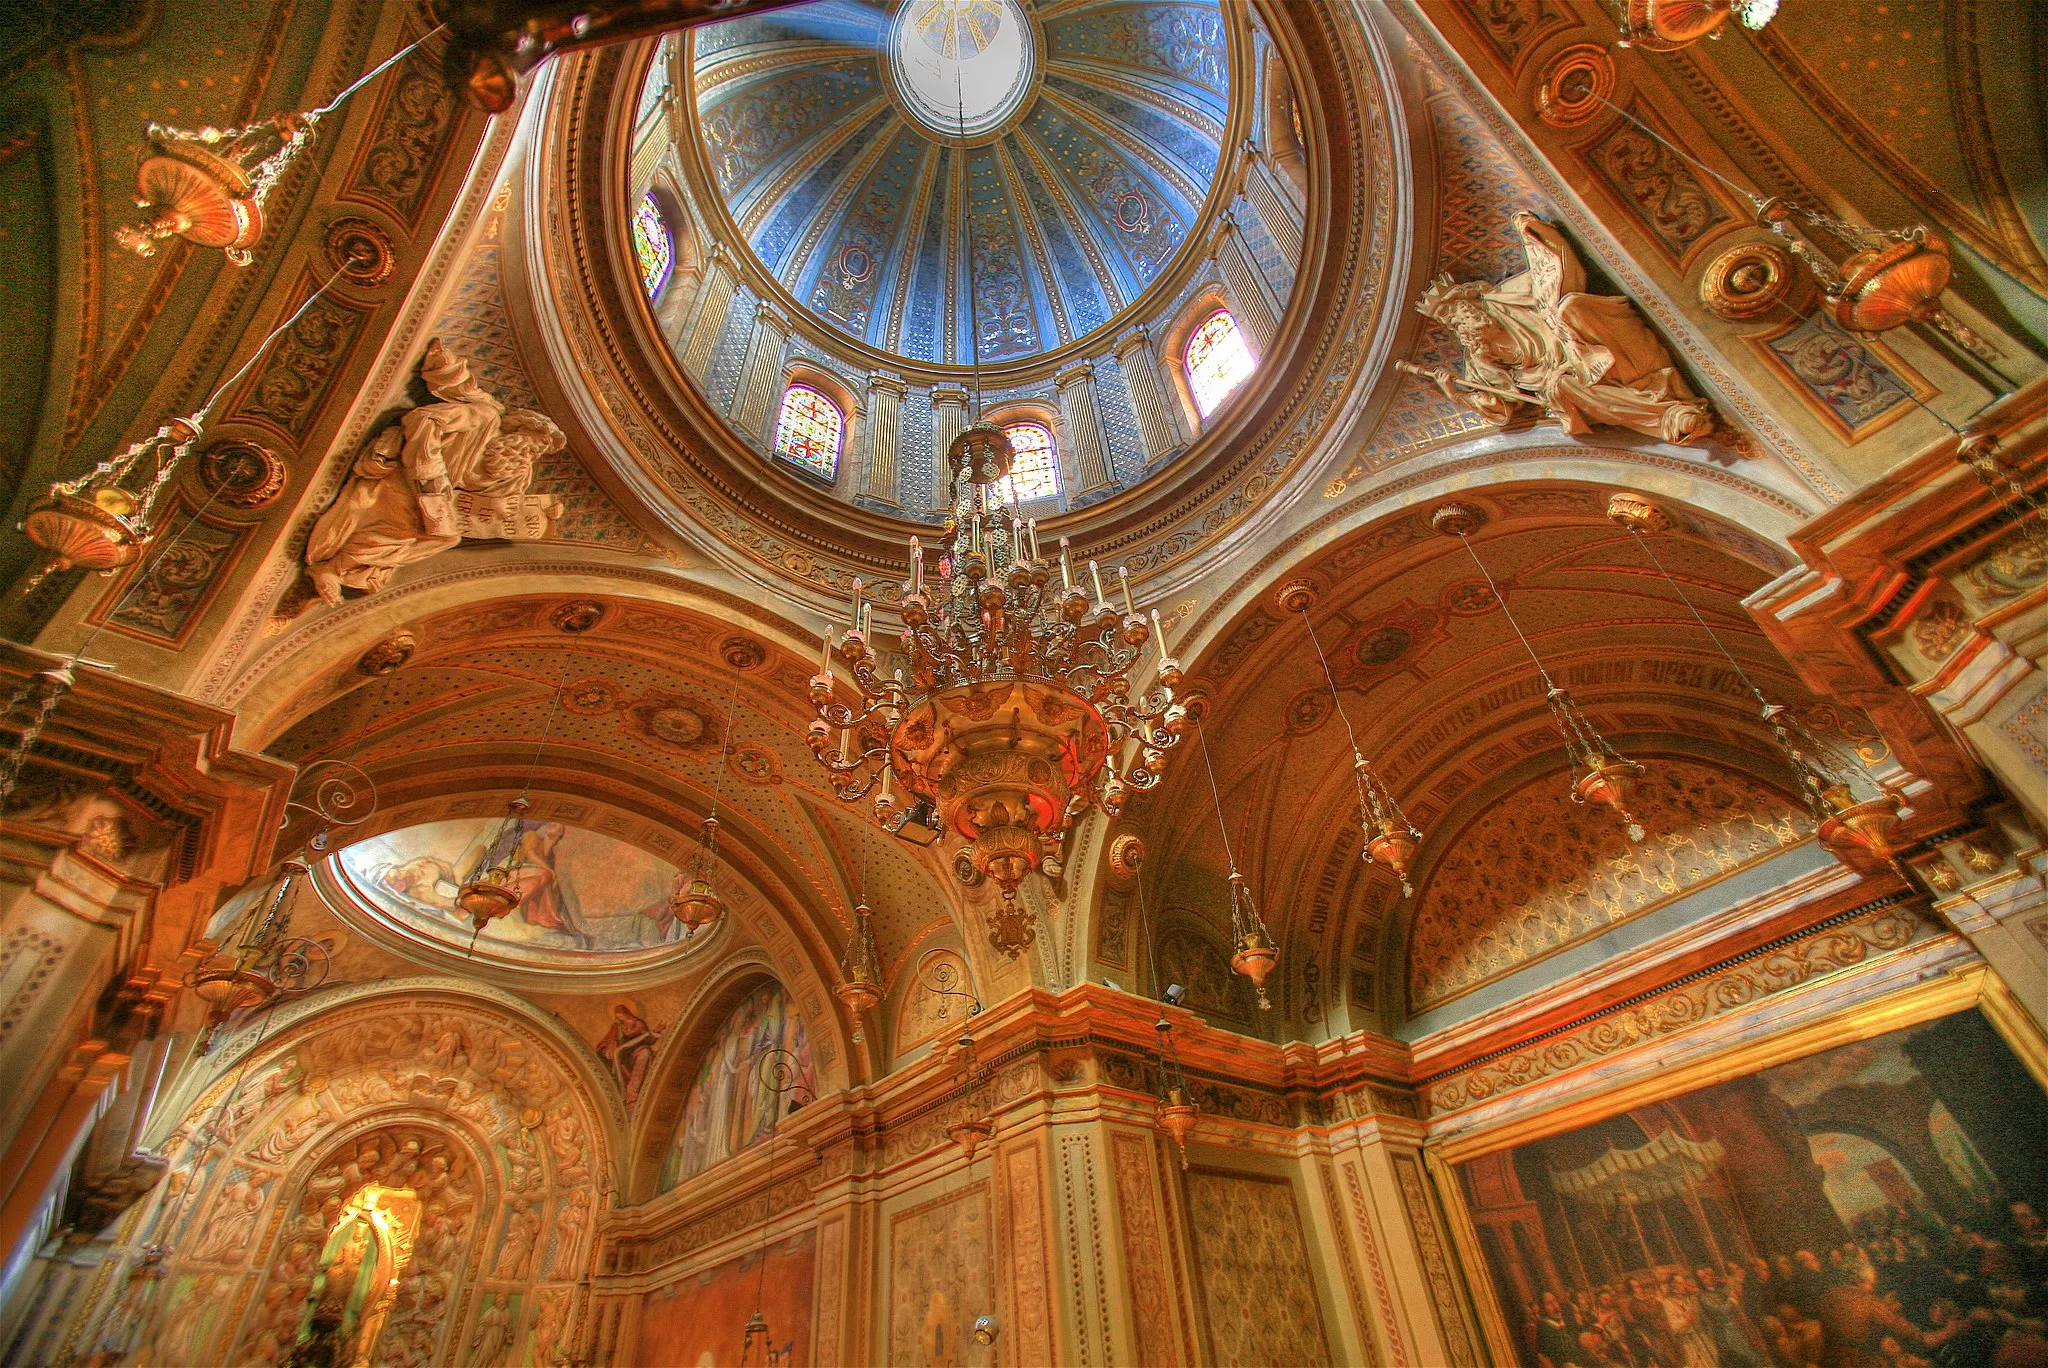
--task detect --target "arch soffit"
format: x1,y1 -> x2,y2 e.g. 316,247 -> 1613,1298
148,977 -> 626,1182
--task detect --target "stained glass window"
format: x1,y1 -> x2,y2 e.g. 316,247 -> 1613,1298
1184,308 -> 1255,417
773,384 -> 843,479
632,193 -> 673,298
996,421 -> 1060,504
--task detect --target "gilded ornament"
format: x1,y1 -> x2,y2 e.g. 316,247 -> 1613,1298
1534,45 -> 1614,129
198,440 -> 289,508
1273,578 -> 1319,614
550,600 -> 607,633
1604,492 -> 1675,535
1700,242 -> 1799,321
325,216 -> 398,287
1108,833 -> 1146,883
356,628 -> 418,677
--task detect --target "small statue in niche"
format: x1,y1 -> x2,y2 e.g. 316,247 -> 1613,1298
304,340 -> 566,604
1403,211 -> 1718,447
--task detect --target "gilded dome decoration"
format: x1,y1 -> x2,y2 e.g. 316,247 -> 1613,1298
685,0 -> 1233,366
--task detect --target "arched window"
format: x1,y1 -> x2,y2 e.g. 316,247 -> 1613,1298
631,193 -> 673,297
1184,307 -> 1255,417
996,421 -> 1061,504
773,384 -> 844,479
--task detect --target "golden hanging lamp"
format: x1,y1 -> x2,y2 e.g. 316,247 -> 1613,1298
1153,1015 -> 1198,1170
1614,0 -> 1779,50
1437,503 -> 1649,841
835,901 -> 884,1015
456,797 -> 531,931
1608,493 -> 1912,863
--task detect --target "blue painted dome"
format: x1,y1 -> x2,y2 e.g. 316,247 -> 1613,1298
688,0 -> 1232,366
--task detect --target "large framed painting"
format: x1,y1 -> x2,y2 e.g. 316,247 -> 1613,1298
1455,1004 -> 2048,1368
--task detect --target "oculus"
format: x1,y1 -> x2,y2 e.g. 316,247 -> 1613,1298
887,0 -> 1037,140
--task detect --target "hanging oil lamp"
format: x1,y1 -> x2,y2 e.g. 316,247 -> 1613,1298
1279,580 -> 1425,895
115,29 -> 441,264
185,858 -> 336,1052
1607,493 -> 1905,859
672,649 -> 747,938
1154,1014 -> 1198,1170
456,797 -> 531,931
1194,714 -> 1279,1010
836,903 -> 884,1015
1437,503 -> 1648,841
944,1026 -> 995,1161
1612,0 -> 1780,51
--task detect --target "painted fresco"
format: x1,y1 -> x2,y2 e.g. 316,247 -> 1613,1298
337,818 -> 686,959
1459,1010 -> 2048,1368
638,1230 -> 816,1368
1184,1170 -> 1332,1367
660,982 -> 816,1192
887,1184 -> 996,1367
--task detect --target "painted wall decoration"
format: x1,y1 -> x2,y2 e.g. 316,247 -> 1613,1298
1748,314 -> 1930,444
894,948 -> 970,1054
1409,759 -> 1808,1012
888,1184 -> 996,1367
660,981 -> 816,1192
1184,1170 -> 1332,1367
596,999 -> 664,1108
638,1230 -> 817,1367
1458,1010 -> 2048,1368
337,817 -> 688,962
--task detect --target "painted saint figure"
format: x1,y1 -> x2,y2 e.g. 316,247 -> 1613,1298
595,1001 -> 660,1107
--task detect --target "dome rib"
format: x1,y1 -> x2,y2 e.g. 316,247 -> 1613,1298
688,0 -> 1232,367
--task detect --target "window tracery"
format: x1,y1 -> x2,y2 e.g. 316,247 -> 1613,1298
1184,307 -> 1255,417
773,384 -> 844,479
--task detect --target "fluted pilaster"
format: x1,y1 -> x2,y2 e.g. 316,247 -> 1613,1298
930,384 -> 970,509
1211,211 -> 1280,354
1054,362 -> 1113,495
732,302 -> 792,440
1240,141 -> 1304,265
1113,326 -> 1185,464
675,244 -> 736,379
859,371 -> 907,505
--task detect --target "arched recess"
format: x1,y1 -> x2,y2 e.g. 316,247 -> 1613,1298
626,953 -> 798,1205
126,981 -> 617,1367
1090,468 -> 1876,1046
1158,284 -> 1243,435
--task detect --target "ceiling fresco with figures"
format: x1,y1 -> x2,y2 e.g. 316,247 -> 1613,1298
681,0 -> 1237,366
263,601 -> 967,981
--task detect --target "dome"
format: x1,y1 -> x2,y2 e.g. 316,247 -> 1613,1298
688,0 -> 1232,367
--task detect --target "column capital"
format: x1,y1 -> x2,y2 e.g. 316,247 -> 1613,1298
866,371 -> 909,399
1112,325 -> 1154,358
929,383 -> 971,407
1053,360 -> 1097,390
752,300 -> 791,332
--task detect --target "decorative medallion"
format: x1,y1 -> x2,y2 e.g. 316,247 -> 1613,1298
731,746 -> 783,784
1272,578 -> 1319,614
356,628 -> 417,677
1108,832 -> 1145,883
1700,241 -> 1800,321
1533,45 -> 1614,129
563,678 -> 623,716
1284,689 -> 1332,735
550,600 -> 607,633
720,636 -> 767,670
1604,492 -> 1675,534
1440,579 -> 1496,617
626,693 -> 718,751
1910,601 -> 1970,662
198,439 -> 288,508
325,216 -> 398,288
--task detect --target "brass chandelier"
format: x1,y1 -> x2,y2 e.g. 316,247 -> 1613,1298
806,70 -> 1184,958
